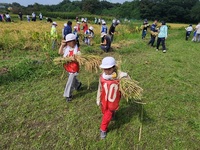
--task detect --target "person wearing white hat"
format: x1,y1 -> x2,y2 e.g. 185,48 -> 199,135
96,56 -> 129,139
101,20 -> 107,34
84,26 -> 94,45
51,22 -> 58,49
109,19 -> 120,42
58,33 -> 81,102
100,32 -> 111,52
62,23 -> 67,39
73,26 -> 80,47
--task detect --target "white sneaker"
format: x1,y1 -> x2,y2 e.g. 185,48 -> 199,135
163,50 -> 166,53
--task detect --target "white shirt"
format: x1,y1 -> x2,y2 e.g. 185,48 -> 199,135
185,26 -> 193,32
196,24 -> 200,34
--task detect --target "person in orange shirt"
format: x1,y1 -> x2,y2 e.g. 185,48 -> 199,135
96,57 -> 129,139
58,33 -> 82,102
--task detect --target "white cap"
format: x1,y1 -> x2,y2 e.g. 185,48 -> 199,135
101,32 -> 107,38
100,57 -> 116,69
77,22 -> 80,24
52,22 -> 57,25
116,20 -> 120,24
112,19 -> 116,24
64,23 -> 67,27
65,33 -> 76,42
102,21 -> 106,25
74,26 -> 77,29
89,26 -> 93,31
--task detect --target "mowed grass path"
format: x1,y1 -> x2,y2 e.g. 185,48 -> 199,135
0,21 -> 200,149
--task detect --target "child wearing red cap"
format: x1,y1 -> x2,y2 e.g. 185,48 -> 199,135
96,56 -> 129,139
58,33 -> 82,102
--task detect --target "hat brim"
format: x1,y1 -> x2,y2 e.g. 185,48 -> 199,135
101,33 -> 107,38
100,64 -> 114,69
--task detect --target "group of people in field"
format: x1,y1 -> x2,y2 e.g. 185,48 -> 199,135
0,12 -> 11,22
50,17 -> 126,140
0,12 -> 43,22
142,19 -> 168,53
141,19 -> 200,53
50,18 -> 120,51
185,22 -> 200,42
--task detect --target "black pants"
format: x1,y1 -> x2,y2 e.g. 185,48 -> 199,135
186,31 -> 191,40
148,34 -> 156,46
157,37 -> 166,50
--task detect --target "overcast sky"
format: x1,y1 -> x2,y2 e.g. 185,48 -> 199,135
1,0 -> 132,6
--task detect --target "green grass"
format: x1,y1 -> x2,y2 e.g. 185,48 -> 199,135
0,23 -> 200,149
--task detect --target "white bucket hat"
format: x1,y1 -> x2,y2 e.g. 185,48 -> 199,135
89,26 -> 93,31
52,22 -> 57,25
100,57 -> 116,69
101,32 -> 107,38
65,33 -> 76,42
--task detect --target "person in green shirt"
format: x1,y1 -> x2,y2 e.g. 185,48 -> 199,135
51,22 -> 58,50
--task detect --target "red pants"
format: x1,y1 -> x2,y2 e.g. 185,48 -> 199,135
100,107 -> 114,132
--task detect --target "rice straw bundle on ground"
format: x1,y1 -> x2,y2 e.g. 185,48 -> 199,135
120,78 -> 144,103
53,55 -> 102,72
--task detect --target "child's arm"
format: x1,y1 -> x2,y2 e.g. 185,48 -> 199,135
58,40 -> 66,55
96,79 -> 101,106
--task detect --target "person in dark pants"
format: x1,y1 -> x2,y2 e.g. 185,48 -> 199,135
148,20 -> 158,47
142,19 -> 150,39
156,21 -> 168,53
108,19 -> 120,42
185,24 -> 193,40
100,32 -> 111,53
18,12 -> 23,21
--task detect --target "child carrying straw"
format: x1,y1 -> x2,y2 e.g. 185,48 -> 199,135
96,56 -> 130,139
58,33 -> 82,102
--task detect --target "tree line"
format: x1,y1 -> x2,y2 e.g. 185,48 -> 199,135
2,0 -> 200,23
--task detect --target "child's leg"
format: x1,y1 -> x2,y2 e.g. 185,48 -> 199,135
63,73 -> 76,98
100,109 -> 114,132
156,38 -> 161,50
72,76 -> 81,90
161,38 -> 166,50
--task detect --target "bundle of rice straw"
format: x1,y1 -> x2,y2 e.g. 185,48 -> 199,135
120,78 -> 144,103
53,55 -> 102,73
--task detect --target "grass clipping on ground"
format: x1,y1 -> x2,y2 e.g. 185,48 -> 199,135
120,78 -> 144,104
53,55 -> 102,73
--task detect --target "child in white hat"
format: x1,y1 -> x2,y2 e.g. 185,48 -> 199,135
84,26 -> 94,45
58,33 -> 81,102
96,56 -> 129,139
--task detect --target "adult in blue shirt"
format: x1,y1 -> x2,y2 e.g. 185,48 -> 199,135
64,21 -> 72,40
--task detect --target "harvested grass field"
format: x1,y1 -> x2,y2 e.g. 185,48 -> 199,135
0,20 -> 200,149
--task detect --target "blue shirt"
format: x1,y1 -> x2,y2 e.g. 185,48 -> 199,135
64,25 -> 72,39
158,25 -> 168,38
